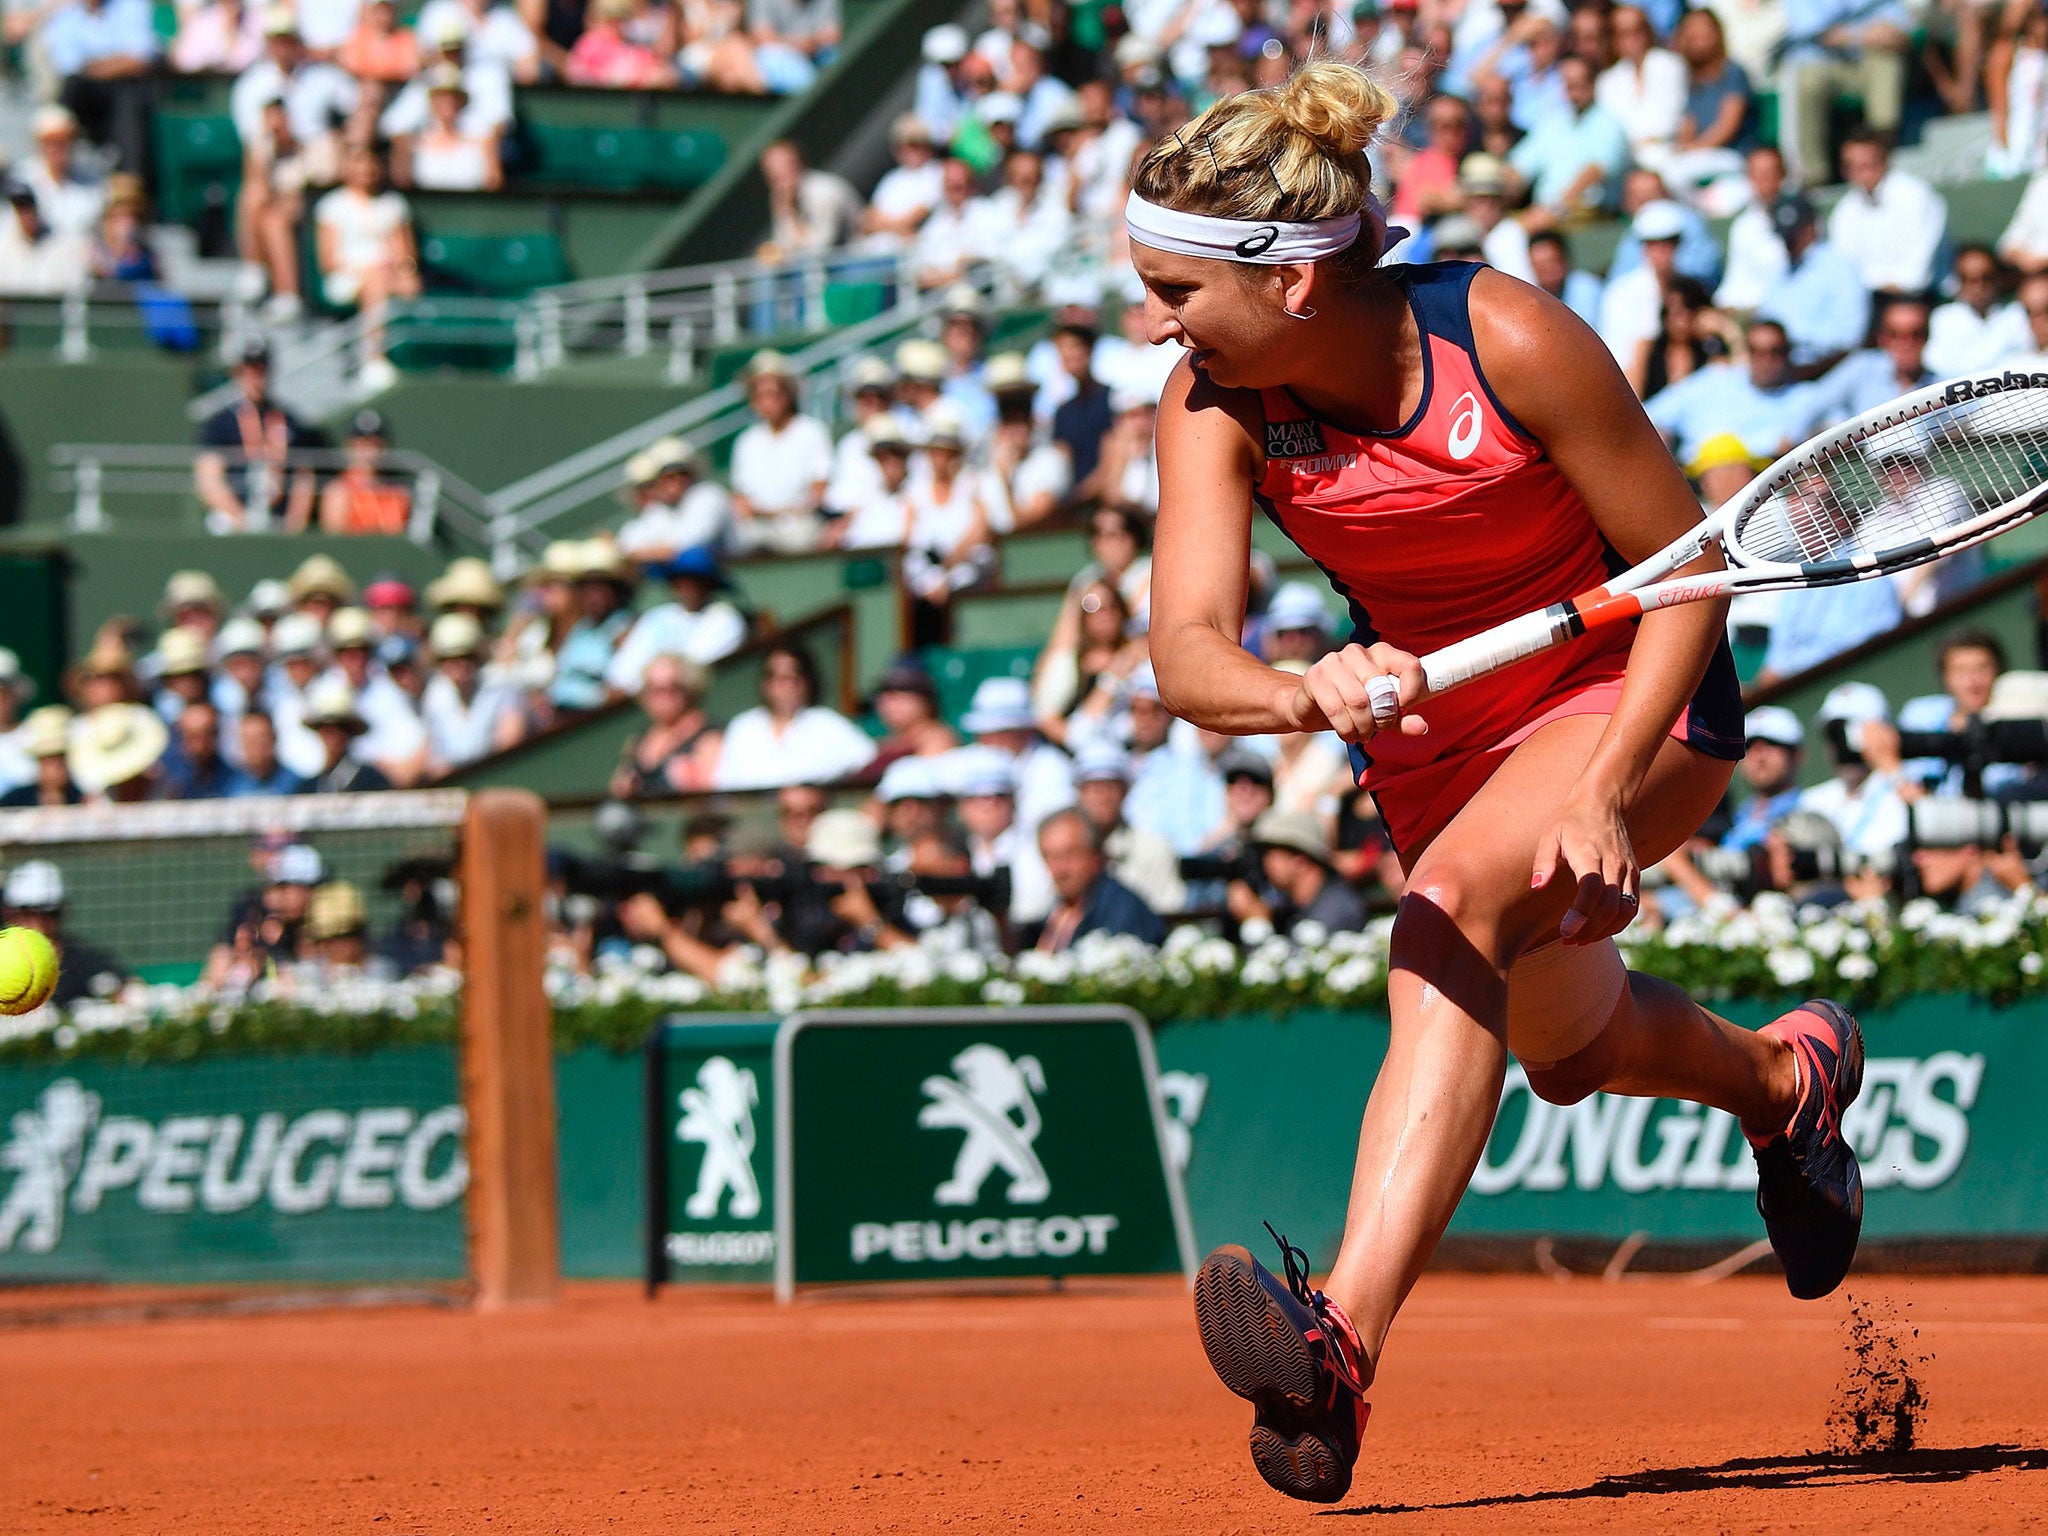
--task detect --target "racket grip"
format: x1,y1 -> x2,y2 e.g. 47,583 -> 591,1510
1419,609 -> 1576,698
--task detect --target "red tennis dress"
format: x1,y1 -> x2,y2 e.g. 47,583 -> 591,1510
1251,262 -> 1743,853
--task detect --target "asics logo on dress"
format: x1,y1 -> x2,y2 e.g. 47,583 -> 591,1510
1446,391 -> 1484,460
1235,226 -> 1281,258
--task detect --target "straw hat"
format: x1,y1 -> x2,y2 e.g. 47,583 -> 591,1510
160,569 -> 226,619
428,611 -> 485,659
425,556 -> 506,612
523,540 -> 583,587
743,348 -> 796,381
1249,809 -> 1336,869
155,626 -> 212,677
67,703 -> 169,794
327,607 -> 376,650
77,635 -> 136,681
306,880 -> 369,941
894,338 -> 949,384
303,677 -> 367,733
571,536 -> 637,587
21,705 -> 72,759
287,553 -> 356,604
983,352 -> 1032,394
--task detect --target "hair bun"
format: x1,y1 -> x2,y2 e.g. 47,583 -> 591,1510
1271,59 -> 1395,158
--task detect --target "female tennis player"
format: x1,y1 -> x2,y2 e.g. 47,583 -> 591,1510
1135,61 -> 1865,1504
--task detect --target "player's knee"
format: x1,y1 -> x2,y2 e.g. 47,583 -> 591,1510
1522,1051 -> 1608,1106
1395,870 -> 1505,953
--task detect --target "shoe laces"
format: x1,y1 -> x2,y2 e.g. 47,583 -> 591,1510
1263,1221 -> 1368,1398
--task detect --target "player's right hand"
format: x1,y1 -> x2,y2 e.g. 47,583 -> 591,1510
1290,643 -> 1430,744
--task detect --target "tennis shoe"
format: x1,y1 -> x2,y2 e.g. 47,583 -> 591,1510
1748,999 -> 1865,1300
1192,1225 -> 1371,1503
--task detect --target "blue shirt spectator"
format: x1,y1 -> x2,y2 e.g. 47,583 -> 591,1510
1644,357 -> 1832,466
1754,198 -> 1872,369
1128,744 -> 1226,856
42,0 -> 158,77
1605,192 -> 1722,288
1723,787 -> 1803,850
1760,580 -> 1904,681
1807,348 -> 1936,426
1683,55 -> 1754,153
1508,58 -> 1630,214
1780,0 -> 1912,64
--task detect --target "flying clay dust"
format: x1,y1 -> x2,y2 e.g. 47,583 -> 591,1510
1823,1292 -> 1931,1456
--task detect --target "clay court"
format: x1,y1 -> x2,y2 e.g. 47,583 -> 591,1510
3,1273 -> 2045,1534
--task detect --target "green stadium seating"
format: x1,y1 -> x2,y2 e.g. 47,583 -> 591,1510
153,112 -> 241,227
518,123 -> 726,193
418,231 -> 574,295
921,645 -> 1040,729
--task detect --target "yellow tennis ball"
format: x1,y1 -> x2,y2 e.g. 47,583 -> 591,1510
0,927 -> 60,1015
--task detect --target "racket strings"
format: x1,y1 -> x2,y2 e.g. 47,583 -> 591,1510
1731,387 -> 2048,569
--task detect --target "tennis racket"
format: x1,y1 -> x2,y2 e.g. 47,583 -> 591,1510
1364,368 -> 2048,720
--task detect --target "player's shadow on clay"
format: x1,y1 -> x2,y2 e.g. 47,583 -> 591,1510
1321,1445 -> 2048,1516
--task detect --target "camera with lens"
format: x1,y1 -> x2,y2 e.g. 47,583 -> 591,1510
1908,797 -> 2048,853
1179,849 -> 1265,887
1893,718 -> 2048,797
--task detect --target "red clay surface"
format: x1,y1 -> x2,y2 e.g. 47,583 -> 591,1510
4,1274 -> 2047,1533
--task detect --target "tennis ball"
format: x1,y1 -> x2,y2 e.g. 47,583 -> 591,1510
0,927 -> 60,1015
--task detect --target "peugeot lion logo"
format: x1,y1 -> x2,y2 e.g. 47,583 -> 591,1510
919,1044 -> 1051,1206
1234,225 -> 1281,258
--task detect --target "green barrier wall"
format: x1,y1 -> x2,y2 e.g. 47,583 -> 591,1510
0,1049 -> 466,1284
1,997 -> 2032,1287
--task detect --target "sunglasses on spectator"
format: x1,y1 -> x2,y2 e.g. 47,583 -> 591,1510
1748,341 -> 1788,356
1879,325 -> 1928,339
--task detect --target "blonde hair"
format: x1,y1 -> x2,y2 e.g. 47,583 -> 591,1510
1131,60 -> 1396,279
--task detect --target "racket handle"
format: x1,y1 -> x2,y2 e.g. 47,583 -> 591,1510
1418,609 -> 1576,698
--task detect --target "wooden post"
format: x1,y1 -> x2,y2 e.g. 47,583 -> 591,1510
460,788 -> 560,1308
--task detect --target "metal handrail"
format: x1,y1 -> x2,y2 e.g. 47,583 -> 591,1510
46,443 -> 509,553
485,264 -> 1009,548
1,284 -> 246,364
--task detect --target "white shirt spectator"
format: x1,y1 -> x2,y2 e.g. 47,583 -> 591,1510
865,159 -> 943,251
1716,198 -> 1788,311
1993,41 -> 2048,179
1595,49 -> 1688,158
616,481 -> 733,559
840,485 -> 913,549
975,184 -> 1071,288
380,58 -> 514,140
730,413 -> 834,517
824,426 -> 886,514
421,671 -> 518,770
603,601 -> 748,692
1094,332 -> 1181,402
1826,169 -> 1947,294
911,195 -> 994,287
314,184 -> 410,272
231,58 -> 359,147
771,168 -> 863,256
16,160 -> 103,242
1597,262 -> 1662,363
268,683 -> 329,780
295,0 -> 362,51
334,670 -> 426,767
1104,822 -> 1185,914
2000,171 -> 2048,270
1797,772 -> 1909,860
1927,298 -> 2032,377
413,0 -> 539,73
1481,218 -> 1535,281
1068,116 -> 1144,225
712,705 -> 876,788
0,208 -> 86,295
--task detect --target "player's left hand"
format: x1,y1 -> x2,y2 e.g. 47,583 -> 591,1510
1531,795 -> 1641,945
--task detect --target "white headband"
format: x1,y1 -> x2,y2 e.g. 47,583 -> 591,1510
1125,190 -> 1392,264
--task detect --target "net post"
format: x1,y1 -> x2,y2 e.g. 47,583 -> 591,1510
459,788 -> 560,1308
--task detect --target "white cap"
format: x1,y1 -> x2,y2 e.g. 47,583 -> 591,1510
2,859 -> 64,911
215,616 -> 268,660
806,808 -> 883,869
921,21 -> 968,62
271,612 -> 324,658
1981,670 -> 2048,723
1127,662 -> 1161,702
876,755 -> 944,803
1073,739 -> 1133,783
1816,681 -> 1891,726
1743,705 -> 1804,748
977,92 -> 1024,125
961,676 -> 1035,734
939,745 -> 1016,797
271,843 -> 325,886
1266,581 -> 1332,634
1631,199 -> 1688,243
1192,7 -> 1244,45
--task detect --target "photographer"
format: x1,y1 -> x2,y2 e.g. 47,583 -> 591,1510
1897,627 -> 2021,798
1656,706 -> 1806,912
1227,810 -> 1369,943
1796,682 -> 1910,862
900,825 -> 1003,955
777,809 -> 916,956
1074,740 -> 1185,918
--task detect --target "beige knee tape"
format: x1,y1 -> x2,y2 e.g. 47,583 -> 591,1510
1504,938 -> 1626,1068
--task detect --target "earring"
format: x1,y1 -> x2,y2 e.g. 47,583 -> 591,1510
1284,304 -> 1318,321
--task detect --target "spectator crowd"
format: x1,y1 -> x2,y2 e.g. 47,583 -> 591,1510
18,0 -> 2048,996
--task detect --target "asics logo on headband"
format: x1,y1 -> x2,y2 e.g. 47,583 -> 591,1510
1126,192 -> 1375,264
1235,226 -> 1281,258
